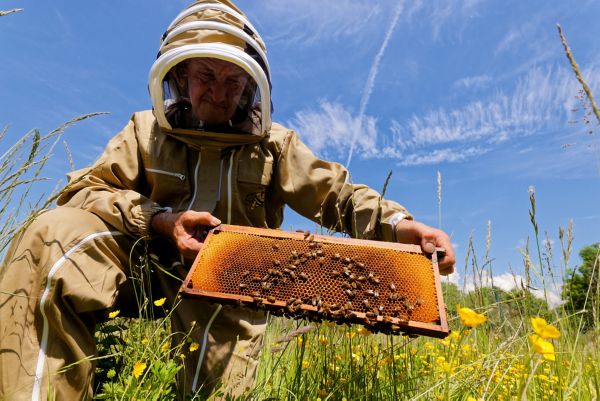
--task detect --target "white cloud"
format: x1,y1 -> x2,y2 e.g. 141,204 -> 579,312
289,100 -> 378,161
447,271 -> 564,308
452,75 -> 492,91
253,0 -> 385,46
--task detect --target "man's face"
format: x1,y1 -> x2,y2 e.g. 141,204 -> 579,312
184,58 -> 250,125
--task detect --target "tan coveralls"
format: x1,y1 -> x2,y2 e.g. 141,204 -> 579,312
0,111 -> 410,400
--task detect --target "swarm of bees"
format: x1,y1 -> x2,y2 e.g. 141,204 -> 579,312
228,229 -> 429,336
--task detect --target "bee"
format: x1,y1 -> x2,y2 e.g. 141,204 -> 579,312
330,303 -> 340,311
273,259 -> 281,267
388,293 -> 399,301
378,305 -> 385,313
357,276 -> 367,282
416,297 -> 424,306
356,262 -> 365,270
362,299 -> 371,309
331,270 -> 341,277
252,291 -> 261,298
365,289 -> 375,296
373,290 -> 380,298
390,324 -> 401,332
287,297 -> 297,305
241,270 -> 250,278
341,282 -> 352,290
318,257 -> 325,266
261,282 -> 271,291
251,276 -> 262,283
289,271 -> 297,280
266,296 -> 277,303
344,289 -> 356,299
316,250 -> 324,257
289,264 -> 297,270
343,257 -> 351,265
389,282 -> 396,292
298,272 -> 309,281
345,301 -> 354,309
332,253 -> 341,260
272,243 -> 279,251
239,283 -> 248,290
365,311 -> 377,319
307,234 -> 314,242
291,250 -> 299,258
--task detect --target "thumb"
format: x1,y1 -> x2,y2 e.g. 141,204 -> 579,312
421,239 -> 436,254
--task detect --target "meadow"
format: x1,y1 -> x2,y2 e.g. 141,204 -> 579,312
1,10 -> 599,401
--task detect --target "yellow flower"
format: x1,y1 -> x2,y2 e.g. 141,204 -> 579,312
296,337 -> 304,345
107,369 -> 116,379
189,342 -> 200,352
531,317 -> 560,339
154,297 -> 167,307
457,305 -> 486,328
345,331 -> 356,339
132,361 -> 146,379
318,336 -> 329,346
529,335 -> 556,361
302,360 -> 310,369
161,342 -> 170,353
108,310 -> 120,319
357,326 -> 372,336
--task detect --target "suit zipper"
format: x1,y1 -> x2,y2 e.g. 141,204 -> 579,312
145,168 -> 185,181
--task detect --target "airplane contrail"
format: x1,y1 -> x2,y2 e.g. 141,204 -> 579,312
345,1 -> 405,168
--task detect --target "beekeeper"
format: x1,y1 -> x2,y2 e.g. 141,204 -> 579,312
0,1 -> 455,400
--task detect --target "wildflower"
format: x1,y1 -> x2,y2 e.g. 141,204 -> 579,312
317,388 -> 328,397
357,326 -> 371,336
154,297 -> 167,307
296,337 -> 304,345
179,353 -> 186,360
318,336 -> 329,346
457,305 -> 486,328
141,338 -> 149,345
132,361 -> 146,379
531,317 -> 560,339
161,342 -> 170,353
302,360 -> 310,369
108,310 -> 120,319
345,331 -> 356,339
189,342 -> 200,352
529,335 -> 556,361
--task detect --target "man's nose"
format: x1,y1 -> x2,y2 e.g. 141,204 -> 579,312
209,82 -> 227,103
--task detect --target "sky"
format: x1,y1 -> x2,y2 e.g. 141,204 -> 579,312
2,0 -> 600,305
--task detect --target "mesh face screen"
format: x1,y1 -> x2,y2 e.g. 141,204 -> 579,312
181,225 -> 449,338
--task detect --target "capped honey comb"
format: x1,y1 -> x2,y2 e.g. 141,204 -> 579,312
180,224 -> 449,338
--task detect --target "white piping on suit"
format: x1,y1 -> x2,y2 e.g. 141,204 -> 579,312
191,149 -> 236,393
32,230 -> 123,401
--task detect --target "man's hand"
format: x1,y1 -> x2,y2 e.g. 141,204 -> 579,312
151,210 -> 221,261
394,219 -> 455,275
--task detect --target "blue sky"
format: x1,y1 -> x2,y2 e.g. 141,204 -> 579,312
2,0 -> 600,305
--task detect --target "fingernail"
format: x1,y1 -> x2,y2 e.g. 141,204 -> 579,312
211,217 -> 222,226
423,242 -> 435,253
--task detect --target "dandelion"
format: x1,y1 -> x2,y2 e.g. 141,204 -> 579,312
108,310 -> 120,319
189,342 -> 200,352
457,305 -> 486,328
302,360 -> 310,369
529,334 -> 556,361
296,337 -> 304,345
531,317 -> 560,339
132,361 -> 147,379
154,297 -> 166,307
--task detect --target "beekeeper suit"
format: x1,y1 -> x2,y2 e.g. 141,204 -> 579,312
0,1 -> 455,400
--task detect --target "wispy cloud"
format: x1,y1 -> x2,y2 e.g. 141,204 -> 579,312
252,0 -> 384,46
452,75 -> 492,91
346,0 -> 406,168
293,66 -> 599,166
289,100 -> 378,161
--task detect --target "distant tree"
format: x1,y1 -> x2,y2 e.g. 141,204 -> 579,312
562,243 -> 600,330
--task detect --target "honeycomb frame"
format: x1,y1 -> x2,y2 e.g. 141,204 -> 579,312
180,224 -> 449,338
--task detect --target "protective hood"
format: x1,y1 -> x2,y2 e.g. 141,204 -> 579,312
149,0 -> 272,149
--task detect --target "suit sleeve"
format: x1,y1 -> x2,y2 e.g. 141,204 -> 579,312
57,115 -> 165,237
274,130 -> 412,241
